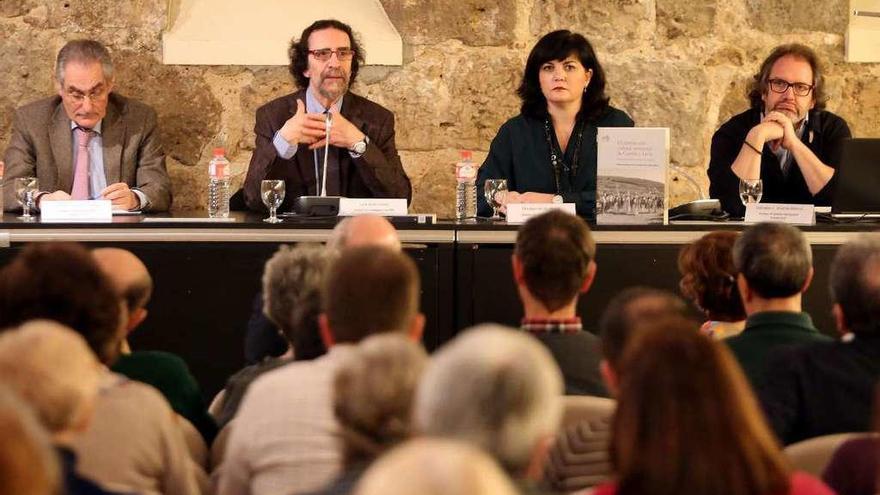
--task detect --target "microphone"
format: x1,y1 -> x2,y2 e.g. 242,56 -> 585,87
320,112 -> 332,197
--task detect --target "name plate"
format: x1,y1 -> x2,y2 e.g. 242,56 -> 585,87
744,203 -> 815,225
506,203 -> 577,224
41,200 -> 112,222
338,198 -> 408,216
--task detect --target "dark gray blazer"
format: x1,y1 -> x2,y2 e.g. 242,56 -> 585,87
242,90 -> 411,212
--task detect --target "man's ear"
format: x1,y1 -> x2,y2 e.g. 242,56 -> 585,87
600,359 -> 619,397
801,267 -> 815,293
580,261 -> 597,294
832,303 -> 849,337
318,313 -> 335,348
511,254 -> 526,285
126,308 -> 148,334
408,313 -> 426,342
736,273 -> 752,305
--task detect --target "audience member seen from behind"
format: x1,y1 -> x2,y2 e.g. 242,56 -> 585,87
93,247 -> 217,444
726,222 -> 830,388
0,320 -> 131,495
303,334 -> 428,495
543,287 -> 691,493
0,242 -> 201,495
0,385 -> 60,495
476,29 -> 633,220
678,231 -> 747,339
513,210 -> 606,396
353,438 -> 519,495
821,385 -> 880,495
217,243 -> 335,427
760,233 -> 880,445
244,214 -> 401,364
217,246 -> 424,495
413,324 -> 563,495
594,319 -> 834,495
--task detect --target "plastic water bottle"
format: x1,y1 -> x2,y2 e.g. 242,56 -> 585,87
455,150 -> 477,220
208,147 -> 230,218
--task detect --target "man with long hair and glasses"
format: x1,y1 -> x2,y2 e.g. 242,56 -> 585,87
242,19 -> 411,212
708,44 -> 851,217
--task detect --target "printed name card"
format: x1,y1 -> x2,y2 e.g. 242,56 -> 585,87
338,198 -> 408,216
41,200 -> 112,222
506,203 -> 576,224
744,203 -> 815,225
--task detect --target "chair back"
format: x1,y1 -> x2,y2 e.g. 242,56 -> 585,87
784,432 -> 870,476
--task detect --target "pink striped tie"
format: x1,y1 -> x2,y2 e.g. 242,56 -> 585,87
71,127 -> 93,200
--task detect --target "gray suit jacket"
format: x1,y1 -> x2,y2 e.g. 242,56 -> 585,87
3,93 -> 172,212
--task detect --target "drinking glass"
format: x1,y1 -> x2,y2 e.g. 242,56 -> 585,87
739,179 -> 763,206
14,177 -> 38,221
261,180 -> 285,223
484,179 -> 508,220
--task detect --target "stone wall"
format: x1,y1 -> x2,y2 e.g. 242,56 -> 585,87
1,0 -> 878,216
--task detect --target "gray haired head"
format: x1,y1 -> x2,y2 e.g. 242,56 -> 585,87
55,39 -> 114,84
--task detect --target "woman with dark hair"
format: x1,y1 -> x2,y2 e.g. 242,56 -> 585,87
595,318 -> 833,495
678,231 -> 747,339
476,30 -> 633,220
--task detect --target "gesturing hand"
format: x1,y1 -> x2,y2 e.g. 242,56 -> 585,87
305,111 -> 365,151
278,99 -> 317,146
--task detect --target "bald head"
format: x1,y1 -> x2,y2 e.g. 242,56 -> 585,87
329,215 -> 401,252
92,248 -> 153,312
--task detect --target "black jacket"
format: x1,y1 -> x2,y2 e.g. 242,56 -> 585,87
708,108 -> 851,217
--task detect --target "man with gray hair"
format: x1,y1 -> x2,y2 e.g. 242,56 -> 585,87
760,234 -> 880,444
2,39 -> 171,212
413,324 -> 563,495
725,222 -> 831,388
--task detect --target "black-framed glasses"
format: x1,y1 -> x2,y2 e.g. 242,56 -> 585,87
768,78 -> 813,97
308,48 -> 355,62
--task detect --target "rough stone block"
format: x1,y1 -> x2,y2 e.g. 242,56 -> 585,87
361,43 -> 522,151
530,0 -> 655,52
747,0 -> 848,34
381,0 -> 518,46
657,0 -> 717,39
113,51 -> 222,167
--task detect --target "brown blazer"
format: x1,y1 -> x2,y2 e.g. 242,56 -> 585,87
2,93 -> 172,212
242,90 -> 411,212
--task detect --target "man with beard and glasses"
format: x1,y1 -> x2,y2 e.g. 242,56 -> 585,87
708,44 -> 851,218
242,19 -> 411,212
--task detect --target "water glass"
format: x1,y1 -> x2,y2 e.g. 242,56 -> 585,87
739,179 -> 763,206
14,177 -> 38,221
484,179 -> 508,220
261,180 -> 285,223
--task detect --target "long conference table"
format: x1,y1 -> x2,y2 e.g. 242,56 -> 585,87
0,211 -> 874,398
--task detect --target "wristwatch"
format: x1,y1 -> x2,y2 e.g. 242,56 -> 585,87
552,194 -> 564,204
350,136 -> 369,155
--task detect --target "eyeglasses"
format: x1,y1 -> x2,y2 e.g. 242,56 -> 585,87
308,48 -> 355,62
767,78 -> 814,97
64,86 -> 109,104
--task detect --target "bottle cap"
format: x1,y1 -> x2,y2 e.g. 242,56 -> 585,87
212,147 -> 226,157
459,150 -> 472,161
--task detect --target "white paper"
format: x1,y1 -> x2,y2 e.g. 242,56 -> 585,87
338,198 -> 408,216
744,203 -> 815,225
506,203 -> 577,224
40,200 -> 112,222
596,127 -> 669,225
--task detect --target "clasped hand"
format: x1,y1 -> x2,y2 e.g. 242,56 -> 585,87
278,99 -> 365,151
758,111 -> 799,151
